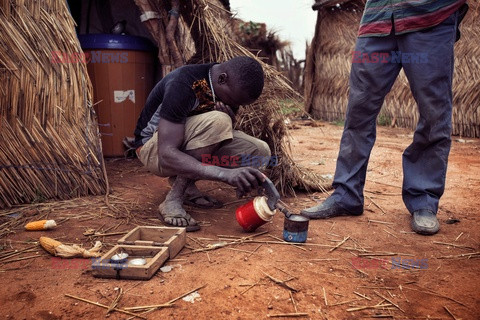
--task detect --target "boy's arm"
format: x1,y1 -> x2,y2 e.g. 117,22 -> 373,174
157,117 -> 265,195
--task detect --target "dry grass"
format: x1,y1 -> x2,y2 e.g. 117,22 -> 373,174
0,0 -> 107,208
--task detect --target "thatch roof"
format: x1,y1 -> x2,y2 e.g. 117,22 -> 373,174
0,0 -> 107,208
305,1 -> 480,138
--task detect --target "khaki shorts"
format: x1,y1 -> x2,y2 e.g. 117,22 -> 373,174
137,111 -> 271,176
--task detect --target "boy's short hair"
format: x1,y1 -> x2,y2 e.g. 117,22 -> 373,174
225,56 -> 264,100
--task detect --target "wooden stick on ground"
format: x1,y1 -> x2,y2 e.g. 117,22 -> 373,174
398,285 -> 409,303
240,279 -> 261,295
346,303 -> 392,312
124,303 -> 174,311
366,195 -> 387,214
329,298 -> 362,306
329,221 -> 335,231
358,252 -> 414,257
65,294 -> 146,319
106,288 -> 123,315
90,231 -> 128,237
1,255 -> 43,265
245,245 -> 262,260
403,286 -> 467,307
329,236 -> 350,252
217,230 -> 269,240
289,291 -> 298,312
349,237 -> 369,252
247,240 -> 333,249
185,242 -> 230,253
357,286 -> 397,290
368,219 -> 394,225
0,247 -> 38,261
267,313 -> 309,318
0,260 -> 35,272
227,248 -> 255,254
274,266 -> 297,279
350,261 -> 369,277
444,306 -> 460,320
327,232 -> 341,238
437,252 -> 480,259
125,285 -> 207,311
383,229 -> 399,239
276,258 -> 339,262
454,232 -> 464,241
353,291 -> 371,301
322,286 -> 328,306
374,290 -> 405,313
263,272 -> 298,292
187,235 -> 206,248
433,241 -> 475,250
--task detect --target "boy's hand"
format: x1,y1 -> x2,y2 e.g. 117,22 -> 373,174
223,167 -> 265,197
214,101 -> 236,123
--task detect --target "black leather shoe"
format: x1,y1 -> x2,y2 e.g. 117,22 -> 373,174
301,197 -> 363,219
411,209 -> 439,235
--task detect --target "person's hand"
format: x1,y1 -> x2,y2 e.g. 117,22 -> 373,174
223,167 -> 265,197
214,101 -> 236,123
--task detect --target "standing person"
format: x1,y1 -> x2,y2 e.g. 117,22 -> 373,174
134,56 -> 270,231
302,1 -> 469,235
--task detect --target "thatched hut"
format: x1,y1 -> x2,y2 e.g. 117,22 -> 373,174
305,0 -> 480,137
0,1 -> 107,209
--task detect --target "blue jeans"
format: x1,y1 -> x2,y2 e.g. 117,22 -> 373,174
331,12 -> 459,214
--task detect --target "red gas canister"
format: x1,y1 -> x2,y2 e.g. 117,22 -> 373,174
236,196 -> 276,232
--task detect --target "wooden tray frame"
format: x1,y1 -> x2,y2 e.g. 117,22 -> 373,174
117,226 -> 186,258
92,245 -> 169,280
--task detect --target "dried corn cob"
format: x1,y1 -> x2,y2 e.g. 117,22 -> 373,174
39,236 -> 62,255
39,236 -> 102,258
25,220 -> 57,231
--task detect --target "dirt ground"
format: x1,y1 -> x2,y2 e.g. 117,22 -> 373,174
1,120 -> 479,320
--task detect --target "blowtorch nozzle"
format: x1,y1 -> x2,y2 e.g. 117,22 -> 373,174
258,177 -> 280,211
258,178 -> 293,218
275,202 -> 292,219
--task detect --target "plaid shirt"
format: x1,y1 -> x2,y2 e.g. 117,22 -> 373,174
358,0 -> 466,37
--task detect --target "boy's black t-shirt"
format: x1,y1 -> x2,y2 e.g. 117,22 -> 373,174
133,63 -> 216,148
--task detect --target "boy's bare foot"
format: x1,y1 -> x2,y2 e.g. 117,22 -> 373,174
158,200 -> 200,232
169,176 -> 223,208
160,176 -> 201,232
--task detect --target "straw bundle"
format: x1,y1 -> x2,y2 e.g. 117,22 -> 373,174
0,1 -> 107,208
305,0 -> 480,138
136,0 -> 331,195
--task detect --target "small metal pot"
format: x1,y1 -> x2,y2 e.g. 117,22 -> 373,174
283,215 -> 309,243
129,258 -> 147,266
110,252 -> 128,264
